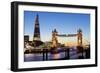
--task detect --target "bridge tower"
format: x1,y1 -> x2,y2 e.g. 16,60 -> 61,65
52,29 -> 58,48
77,29 -> 82,46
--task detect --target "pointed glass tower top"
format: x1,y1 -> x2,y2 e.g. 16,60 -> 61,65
33,14 -> 41,41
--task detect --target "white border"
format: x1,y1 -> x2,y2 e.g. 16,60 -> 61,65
18,5 -> 96,68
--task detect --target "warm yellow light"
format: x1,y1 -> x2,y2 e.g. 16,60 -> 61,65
65,42 -> 77,47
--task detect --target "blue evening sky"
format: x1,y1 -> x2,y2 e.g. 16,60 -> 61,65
24,11 -> 90,44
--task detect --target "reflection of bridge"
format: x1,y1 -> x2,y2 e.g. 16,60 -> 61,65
52,28 -> 83,48
24,46 -> 90,60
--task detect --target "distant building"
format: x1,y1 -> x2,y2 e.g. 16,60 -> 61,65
24,35 -> 29,42
33,14 -> 41,41
33,14 -> 43,46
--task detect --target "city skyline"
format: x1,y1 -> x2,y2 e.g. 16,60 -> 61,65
24,11 -> 90,46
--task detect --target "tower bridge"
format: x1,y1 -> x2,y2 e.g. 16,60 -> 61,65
52,28 -> 83,48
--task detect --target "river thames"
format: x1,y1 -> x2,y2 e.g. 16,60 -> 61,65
24,47 -> 87,62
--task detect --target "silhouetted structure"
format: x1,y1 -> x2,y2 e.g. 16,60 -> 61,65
33,14 -> 43,46
24,35 -> 29,42
33,14 -> 41,41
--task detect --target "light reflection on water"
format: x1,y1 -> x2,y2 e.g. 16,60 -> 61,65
24,48 -> 86,62
53,54 -> 60,59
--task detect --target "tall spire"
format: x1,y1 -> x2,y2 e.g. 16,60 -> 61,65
33,14 -> 41,41
35,14 -> 39,24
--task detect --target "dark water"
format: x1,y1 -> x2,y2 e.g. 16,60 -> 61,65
24,48 -> 86,62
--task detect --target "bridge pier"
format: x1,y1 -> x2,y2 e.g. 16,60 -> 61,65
45,49 -> 48,60
43,49 -> 48,61
85,47 -> 90,59
64,48 -> 70,59
43,49 -> 45,61
77,46 -> 84,59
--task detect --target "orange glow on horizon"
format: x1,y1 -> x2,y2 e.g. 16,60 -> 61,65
29,36 -> 89,46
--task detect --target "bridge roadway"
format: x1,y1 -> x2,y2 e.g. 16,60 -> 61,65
57,34 -> 77,37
